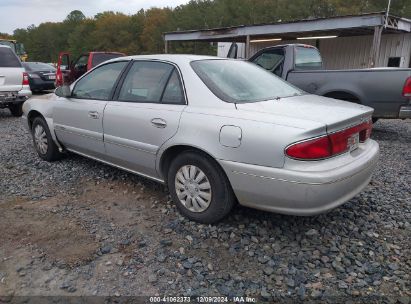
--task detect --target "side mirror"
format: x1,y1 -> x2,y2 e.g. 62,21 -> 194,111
55,85 -> 71,98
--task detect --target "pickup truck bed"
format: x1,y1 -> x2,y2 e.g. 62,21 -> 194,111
249,44 -> 411,120
288,68 -> 411,119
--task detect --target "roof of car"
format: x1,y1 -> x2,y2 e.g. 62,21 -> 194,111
111,54 -> 226,63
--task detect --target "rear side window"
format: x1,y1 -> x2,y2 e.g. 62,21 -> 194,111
295,47 -> 322,70
0,47 -> 22,67
118,61 -> 184,104
92,53 -> 124,67
161,70 -> 185,104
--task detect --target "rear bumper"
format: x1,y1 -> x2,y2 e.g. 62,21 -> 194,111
219,140 -> 379,216
399,105 -> 411,119
0,89 -> 31,107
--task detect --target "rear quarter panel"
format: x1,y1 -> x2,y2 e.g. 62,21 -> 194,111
157,106 -> 326,174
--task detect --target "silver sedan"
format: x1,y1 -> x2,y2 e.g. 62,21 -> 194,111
22,55 -> 379,223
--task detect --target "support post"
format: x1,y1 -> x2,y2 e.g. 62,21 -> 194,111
245,35 -> 251,59
164,40 -> 168,54
369,26 -> 383,68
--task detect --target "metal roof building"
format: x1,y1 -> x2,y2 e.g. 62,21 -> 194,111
164,12 -> 411,68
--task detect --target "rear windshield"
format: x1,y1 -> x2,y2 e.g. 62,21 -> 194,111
295,47 -> 323,70
23,62 -> 55,71
191,59 -> 303,103
92,53 -> 124,67
0,47 -> 22,67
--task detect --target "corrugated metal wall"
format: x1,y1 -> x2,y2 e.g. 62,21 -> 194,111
247,33 -> 411,69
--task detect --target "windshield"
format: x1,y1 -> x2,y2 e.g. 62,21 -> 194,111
15,43 -> 25,56
191,59 -> 303,103
23,62 -> 55,71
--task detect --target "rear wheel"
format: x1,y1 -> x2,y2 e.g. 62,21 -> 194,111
167,151 -> 236,224
9,103 -> 23,117
31,117 -> 63,161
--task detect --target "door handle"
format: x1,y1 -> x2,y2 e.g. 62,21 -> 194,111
88,111 -> 99,119
151,118 -> 167,128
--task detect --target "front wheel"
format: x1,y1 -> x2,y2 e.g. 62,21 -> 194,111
31,117 -> 63,161
9,103 -> 23,117
167,151 -> 236,224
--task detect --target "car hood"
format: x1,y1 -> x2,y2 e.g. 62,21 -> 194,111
236,94 -> 373,133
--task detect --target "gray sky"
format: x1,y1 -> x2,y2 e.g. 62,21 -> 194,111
0,0 -> 190,34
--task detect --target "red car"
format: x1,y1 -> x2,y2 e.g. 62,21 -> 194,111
55,51 -> 125,87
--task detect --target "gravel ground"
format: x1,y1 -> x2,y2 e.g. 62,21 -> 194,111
0,108 -> 410,303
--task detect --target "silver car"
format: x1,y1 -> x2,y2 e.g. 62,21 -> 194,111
22,55 -> 379,223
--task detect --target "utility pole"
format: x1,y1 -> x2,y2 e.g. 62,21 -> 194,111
384,0 -> 392,28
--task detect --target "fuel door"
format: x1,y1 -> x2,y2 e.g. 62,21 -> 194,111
219,125 -> 242,148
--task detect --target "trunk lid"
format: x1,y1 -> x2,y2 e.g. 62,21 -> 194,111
236,94 -> 373,133
37,70 -> 57,81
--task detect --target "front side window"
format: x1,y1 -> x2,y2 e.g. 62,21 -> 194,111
72,61 -> 127,100
74,55 -> 89,69
118,61 -> 184,104
191,59 -> 303,103
295,47 -> 323,70
252,49 -> 285,76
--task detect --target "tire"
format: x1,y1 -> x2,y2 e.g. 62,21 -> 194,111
31,117 -> 63,161
9,103 -> 23,117
167,151 -> 236,224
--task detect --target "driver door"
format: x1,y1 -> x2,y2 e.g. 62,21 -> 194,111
53,61 -> 128,158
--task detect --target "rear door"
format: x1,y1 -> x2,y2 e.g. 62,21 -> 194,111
0,47 -> 23,92
103,60 -> 186,179
53,60 -> 128,159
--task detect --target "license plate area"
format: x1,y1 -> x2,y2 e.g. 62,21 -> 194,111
348,133 -> 360,152
48,75 -> 56,80
0,92 -> 17,102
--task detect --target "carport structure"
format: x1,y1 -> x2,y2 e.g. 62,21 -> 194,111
164,12 -> 411,68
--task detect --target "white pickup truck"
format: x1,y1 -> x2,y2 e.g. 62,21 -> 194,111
0,45 -> 32,116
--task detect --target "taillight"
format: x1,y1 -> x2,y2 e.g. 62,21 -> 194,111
286,119 -> 373,160
22,72 -> 29,86
286,136 -> 332,160
403,77 -> 411,97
